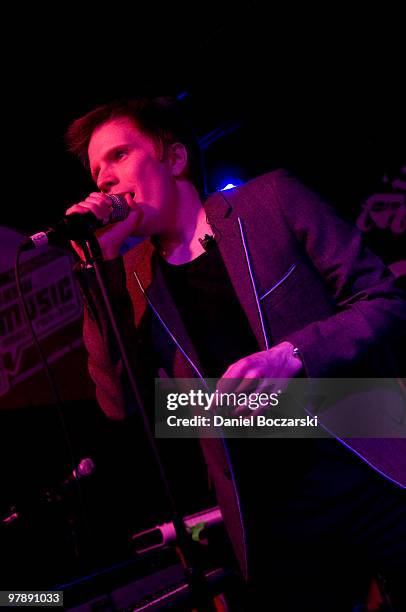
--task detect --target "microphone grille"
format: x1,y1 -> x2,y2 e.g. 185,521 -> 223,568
76,457 -> 96,478
108,194 -> 131,222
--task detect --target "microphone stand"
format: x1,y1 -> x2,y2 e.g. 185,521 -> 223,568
81,236 -> 216,612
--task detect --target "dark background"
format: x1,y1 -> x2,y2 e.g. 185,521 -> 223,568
2,6 -> 405,232
0,5 -> 405,594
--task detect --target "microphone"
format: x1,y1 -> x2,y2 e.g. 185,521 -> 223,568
62,457 -> 96,486
2,458 -> 97,517
39,457 -> 96,504
20,194 -> 131,251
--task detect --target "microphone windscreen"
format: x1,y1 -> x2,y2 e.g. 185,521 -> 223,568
108,194 -> 131,222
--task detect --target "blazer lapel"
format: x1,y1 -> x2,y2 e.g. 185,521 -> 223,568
205,191 -> 268,351
125,239 -> 204,379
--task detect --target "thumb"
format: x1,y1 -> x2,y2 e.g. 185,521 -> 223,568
125,192 -> 138,211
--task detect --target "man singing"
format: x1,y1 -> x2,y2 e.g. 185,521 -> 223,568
65,97 -> 406,610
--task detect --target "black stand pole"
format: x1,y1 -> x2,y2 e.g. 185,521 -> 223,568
82,236 -> 216,611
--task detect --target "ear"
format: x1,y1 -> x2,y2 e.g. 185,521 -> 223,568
168,142 -> 188,178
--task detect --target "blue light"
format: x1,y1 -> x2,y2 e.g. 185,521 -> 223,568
220,183 -> 238,191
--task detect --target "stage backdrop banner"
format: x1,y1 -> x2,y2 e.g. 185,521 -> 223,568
0,227 -> 95,409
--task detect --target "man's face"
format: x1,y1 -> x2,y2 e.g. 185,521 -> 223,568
88,117 -> 179,236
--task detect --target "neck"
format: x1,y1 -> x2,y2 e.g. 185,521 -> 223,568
156,182 -> 213,264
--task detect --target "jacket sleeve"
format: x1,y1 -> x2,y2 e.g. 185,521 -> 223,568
75,257 -> 154,420
270,170 -> 406,377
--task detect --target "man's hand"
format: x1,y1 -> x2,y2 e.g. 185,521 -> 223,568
216,341 -> 303,415
66,192 -> 142,260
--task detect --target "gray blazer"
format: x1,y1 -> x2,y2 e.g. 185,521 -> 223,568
78,170 -> 406,578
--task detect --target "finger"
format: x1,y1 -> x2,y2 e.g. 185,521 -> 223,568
218,360 -> 251,385
233,385 -> 284,418
84,195 -> 114,214
84,193 -> 113,205
215,372 -> 259,415
124,192 -> 137,210
66,195 -> 112,213
216,370 -> 260,396
66,203 -> 92,216
228,373 -> 265,395
71,200 -> 112,221
221,359 -> 247,377
87,192 -> 114,203
215,376 -> 239,396
232,403 -> 250,417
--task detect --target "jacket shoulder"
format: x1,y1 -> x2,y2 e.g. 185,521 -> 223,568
204,169 -> 290,203
204,169 -> 293,221
233,169 -> 292,195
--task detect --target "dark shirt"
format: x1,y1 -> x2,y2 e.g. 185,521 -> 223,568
158,241 -> 259,378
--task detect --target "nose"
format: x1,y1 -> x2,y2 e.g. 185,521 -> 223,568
97,167 -> 119,193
